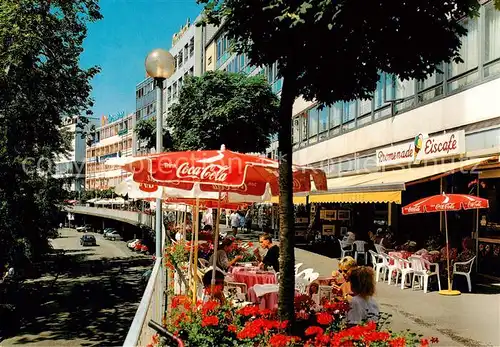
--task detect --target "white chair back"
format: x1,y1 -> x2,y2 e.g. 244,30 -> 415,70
368,250 -> 379,265
304,272 -> 319,282
340,240 -> 353,249
353,241 -> 367,252
294,263 -> 303,275
374,244 -> 386,254
296,268 -> 314,278
409,256 -> 425,272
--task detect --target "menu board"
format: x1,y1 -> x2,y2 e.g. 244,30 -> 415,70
322,224 -> 335,236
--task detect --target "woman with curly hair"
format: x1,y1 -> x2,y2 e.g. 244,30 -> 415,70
347,266 -> 379,327
331,256 -> 358,301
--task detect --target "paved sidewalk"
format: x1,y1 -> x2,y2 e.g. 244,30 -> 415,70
295,248 -> 500,347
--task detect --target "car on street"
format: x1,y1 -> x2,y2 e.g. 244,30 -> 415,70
127,239 -> 142,249
76,224 -> 92,232
104,230 -> 122,241
80,234 -> 97,246
103,228 -> 117,237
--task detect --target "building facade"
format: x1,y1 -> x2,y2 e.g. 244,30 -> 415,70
54,116 -> 88,192
85,112 -> 134,190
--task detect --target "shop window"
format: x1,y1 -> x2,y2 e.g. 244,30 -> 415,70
358,98 -> 372,127
484,2 -> 500,77
448,17 -> 479,91
300,113 -> 307,145
329,102 -> 342,137
394,77 -> 415,111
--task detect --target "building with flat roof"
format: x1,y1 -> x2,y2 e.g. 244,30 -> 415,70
85,112 -> 134,190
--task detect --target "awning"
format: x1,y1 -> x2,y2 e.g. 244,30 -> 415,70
269,195 -> 307,205
309,191 -> 402,204
309,156 -> 494,203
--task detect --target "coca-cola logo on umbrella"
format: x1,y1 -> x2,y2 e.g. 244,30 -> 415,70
139,183 -> 158,193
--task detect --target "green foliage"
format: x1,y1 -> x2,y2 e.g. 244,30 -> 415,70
135,117 -> 174,152
496,0 -> 500,11
80,188 -> 115,201
167,71 -> 279,153
0,0 -> 101,267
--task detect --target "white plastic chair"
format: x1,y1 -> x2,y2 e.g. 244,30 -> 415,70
294,263 -> 303,275
373,252 -> 389,282
198,258 -> 209,269
387,255 -> 402,285
295,275 -> 310,294
354,241 -> 368,264
304,271 -> 319,282
296,268 -> 314,278
224,281 -> 248,301
453,256 -> 476,292
411,256 -> 441,293
374,244 -> 386,254
399,257 -> 414,290
340,240 -> 353,258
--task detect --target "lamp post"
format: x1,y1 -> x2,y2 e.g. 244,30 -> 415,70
145,48 -> 175,260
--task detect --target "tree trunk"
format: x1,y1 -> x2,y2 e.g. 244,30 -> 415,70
277,74 -> 296,328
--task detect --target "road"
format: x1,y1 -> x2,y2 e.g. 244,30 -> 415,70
0,228 -> 150,347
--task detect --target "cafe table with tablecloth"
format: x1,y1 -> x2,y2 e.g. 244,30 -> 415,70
230,266 -> 277,309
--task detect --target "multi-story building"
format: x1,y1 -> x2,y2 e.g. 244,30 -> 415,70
54,116 -> 88,193
85,112 -> 134,190
133,16 -> 217,155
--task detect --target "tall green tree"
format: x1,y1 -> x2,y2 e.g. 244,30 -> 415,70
167,71 -> 279,153
0,0 -> 101,266
135,117 -> 174,152
199,0 -> 480,326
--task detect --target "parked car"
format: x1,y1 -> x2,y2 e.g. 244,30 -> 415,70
80,234 -> 97,246
105,230 -> 122,241
103,228 -> 117,237
76,225 -> 91,233
127,239 -> 142,249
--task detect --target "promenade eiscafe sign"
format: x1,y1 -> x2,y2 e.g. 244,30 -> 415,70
376,130 -> 466,167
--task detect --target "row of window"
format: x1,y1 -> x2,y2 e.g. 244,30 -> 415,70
136,80 -> 154,99
87,138 -> 132,162
98,118 -> 132,141
85,175 -> 127,190
291,2 -> 500,150
166,67 -> 194,104
174,37 -> 195,71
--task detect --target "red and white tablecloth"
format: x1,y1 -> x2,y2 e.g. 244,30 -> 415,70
233,270 -> 277,309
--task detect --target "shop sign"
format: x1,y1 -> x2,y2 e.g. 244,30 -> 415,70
376,130 -> 465,167
101,111 -> 125,126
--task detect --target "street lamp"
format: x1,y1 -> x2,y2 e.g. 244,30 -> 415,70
145,48 -> 175,260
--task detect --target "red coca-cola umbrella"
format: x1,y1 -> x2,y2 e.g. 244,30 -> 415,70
402,193 -> 489,295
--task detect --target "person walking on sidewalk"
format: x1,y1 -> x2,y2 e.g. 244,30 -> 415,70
230,211 -> 241,237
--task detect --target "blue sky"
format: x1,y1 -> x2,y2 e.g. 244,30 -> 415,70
80,0 -> 202,119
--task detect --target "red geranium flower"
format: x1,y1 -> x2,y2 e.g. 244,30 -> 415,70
201,315 -> 219,327
316,312 -> 334,325
388,337 -> 407,347
201,300 -> 220,315
268,334 -> 300,347
421,338 -> 429,347
228,324 -> 238,333
305,326 -> 324,336
236,305 -> 261,317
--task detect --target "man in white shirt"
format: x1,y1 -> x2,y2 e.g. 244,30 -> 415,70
230,211 -> 241,237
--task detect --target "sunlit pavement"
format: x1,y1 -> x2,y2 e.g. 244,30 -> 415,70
0,228 -> 151,347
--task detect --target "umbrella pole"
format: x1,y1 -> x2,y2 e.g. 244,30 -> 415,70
183,205 -> 187,240
440,212 -> 461,296
211,190 -> 222,293
192,199 -> 200,303
187,207 -> 195,296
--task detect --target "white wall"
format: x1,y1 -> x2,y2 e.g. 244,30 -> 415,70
292,78 -> 500,165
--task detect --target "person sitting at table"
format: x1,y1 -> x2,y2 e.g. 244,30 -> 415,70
347,266 -> 379,327
253,233 -> 280,272
202,269 -> 226,304
331,256 -> 358,301
209,238 -> 243,272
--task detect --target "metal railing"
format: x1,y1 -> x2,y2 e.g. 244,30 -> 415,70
123,259 -> 164,347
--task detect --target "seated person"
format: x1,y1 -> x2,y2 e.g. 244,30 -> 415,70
347,266 -> 379,327
454,237 -> 475,273
253,233 -> 279,272
202,269 -> 226,304
208,238 -> 242,272
331,256 -> 358,301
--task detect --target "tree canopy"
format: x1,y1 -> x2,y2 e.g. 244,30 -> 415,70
135,117 -> 174,152
0,0 -> 101,266
167,71 -> 279,153
198,0 -> 481,326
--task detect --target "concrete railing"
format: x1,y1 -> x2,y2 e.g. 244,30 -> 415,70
67,205 -> 154,228
123,259 -> 164,347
